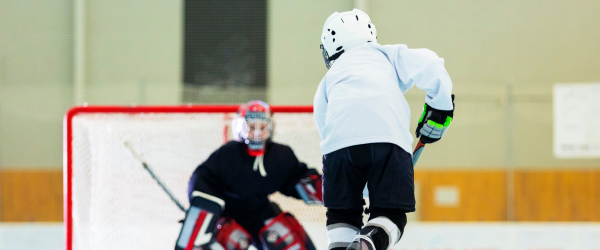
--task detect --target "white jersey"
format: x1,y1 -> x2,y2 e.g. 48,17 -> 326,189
313,42 -> 453,155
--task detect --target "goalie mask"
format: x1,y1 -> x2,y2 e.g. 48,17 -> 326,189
320,9 -> 377,69
232,100 -> 273,157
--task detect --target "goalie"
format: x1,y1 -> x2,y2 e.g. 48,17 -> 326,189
175,100 -> 322,250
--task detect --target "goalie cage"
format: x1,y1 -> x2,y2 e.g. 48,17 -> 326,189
64,105 -> 327,250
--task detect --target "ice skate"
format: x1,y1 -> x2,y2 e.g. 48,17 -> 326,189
346,228 -> 377,250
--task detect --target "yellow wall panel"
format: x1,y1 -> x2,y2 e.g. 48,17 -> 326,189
416,170 -> 507,221
1,169 -> 599,222
0,169 -> 63,222
515,170 -> 600,221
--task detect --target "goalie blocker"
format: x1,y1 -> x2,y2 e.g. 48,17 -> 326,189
176,191 -> 225,250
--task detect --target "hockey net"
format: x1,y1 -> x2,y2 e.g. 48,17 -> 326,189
64,105 -> 327,250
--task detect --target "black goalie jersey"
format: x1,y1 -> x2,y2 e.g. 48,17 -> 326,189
187,140 -> 311,241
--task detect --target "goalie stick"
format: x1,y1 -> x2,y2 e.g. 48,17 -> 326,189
124,141 -> 186,212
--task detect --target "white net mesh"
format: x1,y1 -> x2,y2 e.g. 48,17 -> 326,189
69,111 -> 327,250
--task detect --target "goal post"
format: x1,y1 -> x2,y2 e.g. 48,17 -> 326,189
64,105 -> 326,250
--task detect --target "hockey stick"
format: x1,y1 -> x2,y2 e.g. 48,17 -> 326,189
124,141 -> 186,212
411,139 -> 426,166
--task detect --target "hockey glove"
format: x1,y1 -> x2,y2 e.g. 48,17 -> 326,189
415,100 -> 454,144
295,169 -> 323,205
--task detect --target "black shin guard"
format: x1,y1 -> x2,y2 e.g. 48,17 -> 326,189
326,208 -> 363,250
367,208 -> 408,242
326,208 -> 364,228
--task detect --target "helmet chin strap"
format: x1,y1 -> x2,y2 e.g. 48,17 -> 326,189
246,143 -> 267,177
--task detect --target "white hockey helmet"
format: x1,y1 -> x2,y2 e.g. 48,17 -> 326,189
320,9 -> 377,69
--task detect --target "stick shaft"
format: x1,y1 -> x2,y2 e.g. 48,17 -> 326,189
125,141 -> 186,212
412,139 -> 426,166
142,163 -> 186,212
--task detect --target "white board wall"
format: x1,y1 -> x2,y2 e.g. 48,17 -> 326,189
554,83 -> 600,158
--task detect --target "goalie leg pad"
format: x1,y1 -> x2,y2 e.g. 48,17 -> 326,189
214,217 -> 253,250
176,191 -> 225,250
259,212 -> 316,250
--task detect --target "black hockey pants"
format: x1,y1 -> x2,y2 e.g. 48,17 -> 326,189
322,143 -> 413,236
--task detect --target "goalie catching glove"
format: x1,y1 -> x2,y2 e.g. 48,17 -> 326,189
415,96 -> 455,144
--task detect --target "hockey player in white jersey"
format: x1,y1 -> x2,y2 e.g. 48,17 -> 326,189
314,9 -> 455,250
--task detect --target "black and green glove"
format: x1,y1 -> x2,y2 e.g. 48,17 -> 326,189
415,96 -> 454,144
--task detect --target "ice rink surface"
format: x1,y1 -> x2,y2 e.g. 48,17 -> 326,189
2,222 -> 600,250
0,223 -> 64,250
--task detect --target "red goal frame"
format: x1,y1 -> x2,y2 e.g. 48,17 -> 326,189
63,105 -> 313,250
